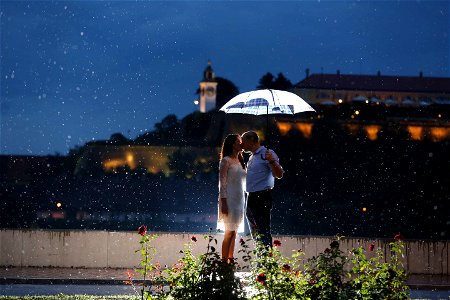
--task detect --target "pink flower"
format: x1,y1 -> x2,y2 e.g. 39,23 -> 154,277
191,236 -> 197,242
124,269 -> 134,284
394,234 -> 403,241
137,225 -> 147,236
273,240 -> 282,247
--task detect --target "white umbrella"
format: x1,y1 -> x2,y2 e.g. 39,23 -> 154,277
219,89 -> 315,141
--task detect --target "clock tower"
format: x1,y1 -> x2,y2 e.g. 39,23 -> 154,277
199,60 -> 218,113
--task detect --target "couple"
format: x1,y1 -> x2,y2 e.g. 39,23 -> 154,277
217,131 -> 284,262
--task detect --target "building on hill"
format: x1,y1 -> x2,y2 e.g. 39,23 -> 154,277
198,60 -> 218,113
74,144 -> 219,178
293,71 -> 450,107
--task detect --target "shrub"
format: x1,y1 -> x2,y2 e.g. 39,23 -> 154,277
163,234 -> 246,299
129,227 -> 410,300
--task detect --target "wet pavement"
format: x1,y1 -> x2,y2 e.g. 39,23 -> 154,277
0,267 -> 449,299
0,284 -> 135,296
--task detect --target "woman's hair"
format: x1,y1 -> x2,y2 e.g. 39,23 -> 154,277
220,134 -> 245,169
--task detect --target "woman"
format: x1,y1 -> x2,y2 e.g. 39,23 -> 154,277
217,134 -> 246,262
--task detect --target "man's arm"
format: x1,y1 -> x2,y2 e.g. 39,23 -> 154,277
269,160 -> 284,179
265,150 -> 284,179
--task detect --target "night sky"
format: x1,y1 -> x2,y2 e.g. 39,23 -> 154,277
1,1 -> 449,155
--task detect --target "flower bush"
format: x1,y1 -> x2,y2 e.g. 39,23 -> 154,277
163,234 -> 246,300
246,236 -> 409,300
244,238 -> 309,300
128,226 -> 410,300
126,225 -> 162,299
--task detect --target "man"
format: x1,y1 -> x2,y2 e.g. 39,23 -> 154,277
241,131 -> 284,247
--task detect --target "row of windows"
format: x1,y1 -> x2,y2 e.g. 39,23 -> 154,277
315,93 -> 449,106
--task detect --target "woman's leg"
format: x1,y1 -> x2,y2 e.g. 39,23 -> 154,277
227,231 -> 237,262
222,230 -> 233,260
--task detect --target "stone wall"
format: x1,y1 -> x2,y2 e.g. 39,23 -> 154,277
0,229 -> 448,275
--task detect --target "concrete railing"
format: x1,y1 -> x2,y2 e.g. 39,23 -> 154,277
0,229 -> 448,275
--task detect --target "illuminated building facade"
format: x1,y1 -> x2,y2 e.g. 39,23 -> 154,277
271,72 -> 450,142
293,71 -> 450,107
74,145 -> 219,177
199,60 -> 218,113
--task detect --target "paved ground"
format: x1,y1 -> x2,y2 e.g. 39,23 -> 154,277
1,267 -> 450,288
0,267 -> 449,298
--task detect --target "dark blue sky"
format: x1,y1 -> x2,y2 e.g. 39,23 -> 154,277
1,1 -> 449,155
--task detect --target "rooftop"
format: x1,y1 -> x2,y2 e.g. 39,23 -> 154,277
295,73 -> 450,94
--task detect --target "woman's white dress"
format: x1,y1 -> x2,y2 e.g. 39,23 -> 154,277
217,156 -> 246,233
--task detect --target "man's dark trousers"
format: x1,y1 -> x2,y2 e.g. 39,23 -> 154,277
246,189 -> 273,247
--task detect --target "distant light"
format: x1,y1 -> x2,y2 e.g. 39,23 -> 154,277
126,153 -> 134,163
438,114 -> 442,118
362,207 -> 367,212
338,99 -> 343,104
56,202 -> 62,208
194,100 -> 199,105
355,110 -> 360,115
365,100 -> 369,104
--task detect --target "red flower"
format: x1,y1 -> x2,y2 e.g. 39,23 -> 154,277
330,241 -> 340,249
324,248 -> 331,254
369,243 -> 375,251
137,225 -> 147,236
256,273 -> 266,284
282,264 -> 291,272
394,234 -> 403,241
273,239 -> 282,247
191,236 -> 197,242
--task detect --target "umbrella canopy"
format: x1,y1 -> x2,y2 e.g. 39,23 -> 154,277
219,89 -> 315,141
219,89 -> 315,115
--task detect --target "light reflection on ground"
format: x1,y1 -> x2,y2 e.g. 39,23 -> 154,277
0,284 -> 449,299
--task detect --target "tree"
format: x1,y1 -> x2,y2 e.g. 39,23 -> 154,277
215,77 -> 240,110
109,133 -> 129,144
180,111 -> 213,144
134,114 -> 181,145
257,72 -> 275,89
273,73 -> 293,90
154,114 -> 180,134
257,72 -> 293,91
